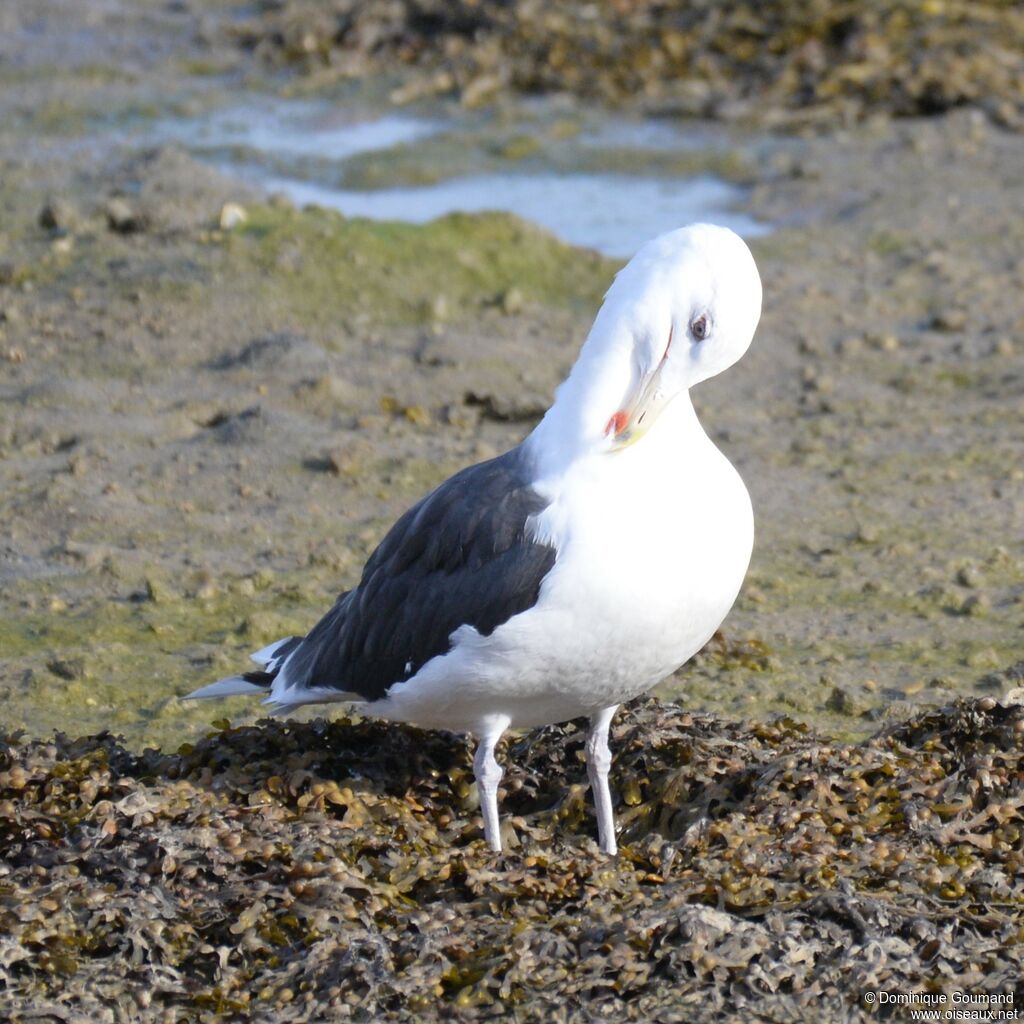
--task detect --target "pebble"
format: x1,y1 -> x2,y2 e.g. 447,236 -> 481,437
956,564 -> 984,588
105,197 -> 145,234
866,332 -> 900,351
796,334 -> 823,356
38,197 -> 79,233
965,648 -> 1001,670
144,574 -> 178,604
824,685 -> 865,716
426,294 -> 449,322
960,594 -> 990,618
219,202 -> 248,230
498,286 -> 524,315
295,373 -> 359,407
46,656 -> 87,681
931,309 -> 967,332
855,522 -> 880,545
62,540 -> 112,569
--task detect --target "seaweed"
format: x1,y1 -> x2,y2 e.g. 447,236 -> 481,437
2,696 -> 1023,1020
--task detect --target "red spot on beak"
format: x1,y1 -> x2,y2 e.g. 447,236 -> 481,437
605,410 -> 629,437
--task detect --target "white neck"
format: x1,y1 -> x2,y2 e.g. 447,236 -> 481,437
525,346 -> 702,482
523,320 -> 627,473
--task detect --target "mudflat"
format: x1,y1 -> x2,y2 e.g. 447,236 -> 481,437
1,2 -> 1021,748
0,2 -> 1022,1020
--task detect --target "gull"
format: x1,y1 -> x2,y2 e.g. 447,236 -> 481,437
185,223 -> 763,855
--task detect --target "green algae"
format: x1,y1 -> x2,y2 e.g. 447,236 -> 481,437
223,204 -> 616,328
335,121 -> 754,192
0,573 -> 325,750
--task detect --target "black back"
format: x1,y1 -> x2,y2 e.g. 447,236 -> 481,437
277,446 -> 557,702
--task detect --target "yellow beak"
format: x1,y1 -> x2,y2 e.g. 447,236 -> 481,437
606,348 -> 674,452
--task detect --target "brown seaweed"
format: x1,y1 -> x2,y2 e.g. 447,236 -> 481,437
2,696 -> 1023,1021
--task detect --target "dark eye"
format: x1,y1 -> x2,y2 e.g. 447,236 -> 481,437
690,315 -> 709,341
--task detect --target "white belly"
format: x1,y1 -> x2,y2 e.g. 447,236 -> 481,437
375,401 -> 754,734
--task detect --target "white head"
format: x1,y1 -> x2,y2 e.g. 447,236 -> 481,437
533,224 -> 762,459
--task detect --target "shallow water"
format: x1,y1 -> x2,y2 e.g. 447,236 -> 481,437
150,99 -> 768,258
254,168 -> 765,258
156,98 -> 443,162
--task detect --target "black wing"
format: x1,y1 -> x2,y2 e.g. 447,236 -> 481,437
276,446 -> 557,702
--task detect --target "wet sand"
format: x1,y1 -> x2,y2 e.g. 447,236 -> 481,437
1,3 -> 1021,748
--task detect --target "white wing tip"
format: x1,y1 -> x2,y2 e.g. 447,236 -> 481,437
250,637 -> 295,666
182,676 -> 268,701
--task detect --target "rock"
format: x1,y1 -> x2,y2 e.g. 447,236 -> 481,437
204,406 -> 270,446
46,656 -> 87,681
797,335 -> 823,356
319,439 -> 372,478
62,540 -> 113,570
415,335 -> 459,368
425,294 -> 449,322
465,389 -> 548,423
400,404 -> 428,426
959,594 -> 990,618
855,522 -> 880,545
460,73 -> 502,109
38,198 -> 79,233
193,577 -> 219,601
979,661 -> 1024,693
956,564 -> 984,588
824,684 -> 863,715
498,286 -> 524,315
218,201 -> 248,230
144,573 -> 178,604
965,648 -> 1002,670
294,373 -> 359,408
866,332 -> 899,352
105,197 -> 146,234
930,309 -> 967,332
210,332 -> 329,375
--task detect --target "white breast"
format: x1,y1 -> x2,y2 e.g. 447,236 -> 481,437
376,395 -> 753,734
